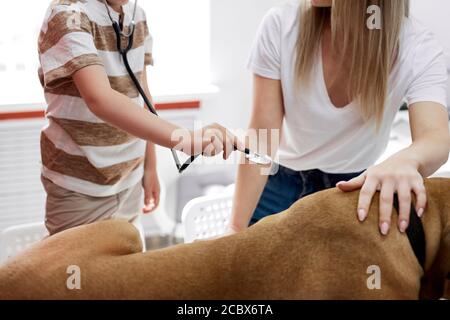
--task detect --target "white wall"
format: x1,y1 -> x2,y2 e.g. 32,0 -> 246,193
202,0 -> 284,129
411,0 -> 450,56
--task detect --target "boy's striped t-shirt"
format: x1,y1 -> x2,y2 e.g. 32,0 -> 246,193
38,0 -> 153,196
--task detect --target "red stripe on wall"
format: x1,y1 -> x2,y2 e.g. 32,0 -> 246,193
0,101 -> 201,121
0,111 -> 46,121
156,101 -> 201,111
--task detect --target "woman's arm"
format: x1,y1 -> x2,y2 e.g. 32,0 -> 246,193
338,102 -> 450,235
406,102 -> 450,176
229,75 -> 285,232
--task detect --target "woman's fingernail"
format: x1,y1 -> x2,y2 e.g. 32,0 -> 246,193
417,208 -> 424,218
358,209 -> 366,222
399,220 -> 408,233
380,222 -> 390,236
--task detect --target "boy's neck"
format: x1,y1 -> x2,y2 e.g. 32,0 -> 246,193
107,1 -> 124,14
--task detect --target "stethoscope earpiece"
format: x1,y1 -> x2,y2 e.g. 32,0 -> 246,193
103,0 -> 138,38
105,2 -> 136,54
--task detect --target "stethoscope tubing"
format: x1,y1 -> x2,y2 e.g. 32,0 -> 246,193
104,0 -> 190,173
106,1 -> 271,172
121,47 -> 188,173
103,0 -> 137,38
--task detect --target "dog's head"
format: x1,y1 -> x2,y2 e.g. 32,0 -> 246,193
419,178 -> 450,300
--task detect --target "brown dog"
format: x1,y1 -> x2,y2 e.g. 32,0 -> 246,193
0,178 -> 449,300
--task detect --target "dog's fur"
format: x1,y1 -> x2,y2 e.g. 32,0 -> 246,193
0,178 -> 449,300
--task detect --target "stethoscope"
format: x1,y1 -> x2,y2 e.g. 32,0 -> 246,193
103,0 -> 272,173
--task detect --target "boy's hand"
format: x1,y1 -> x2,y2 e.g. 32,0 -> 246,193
188,123 -> 245,159
142,170 -> 161,214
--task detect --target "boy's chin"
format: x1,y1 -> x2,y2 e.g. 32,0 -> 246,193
311,0 -> 332,8
107,0 -> 130,6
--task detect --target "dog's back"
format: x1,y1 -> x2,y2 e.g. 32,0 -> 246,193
1,179 -> 448,300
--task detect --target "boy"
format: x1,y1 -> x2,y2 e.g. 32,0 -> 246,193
38,0 -> 240,240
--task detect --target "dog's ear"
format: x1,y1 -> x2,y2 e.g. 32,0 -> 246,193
420,274 -> 445,300
420,234 -> 450,300
443,278 -> 450,300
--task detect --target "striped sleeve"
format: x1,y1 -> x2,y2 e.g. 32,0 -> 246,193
142,12 -> 154,66
38,5 -> 103,89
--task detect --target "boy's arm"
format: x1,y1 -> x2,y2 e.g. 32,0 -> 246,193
73,65 -> 183,150
73,64 -> 244,158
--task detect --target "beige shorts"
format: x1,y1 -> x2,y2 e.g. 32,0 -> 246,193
41,176 -> 145,247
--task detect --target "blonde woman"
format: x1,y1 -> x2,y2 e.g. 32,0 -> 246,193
230,0 -> 450,236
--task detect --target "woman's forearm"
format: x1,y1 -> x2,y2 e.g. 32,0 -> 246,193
230,75 -> 284,230
391,134 -> 450,177
230,160 -> 269,230
230,123 -> 279,230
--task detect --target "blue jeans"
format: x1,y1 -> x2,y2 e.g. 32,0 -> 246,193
250,166 -> 364,225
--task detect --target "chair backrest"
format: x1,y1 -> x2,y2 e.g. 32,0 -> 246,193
182,193 -> 233,243
0,222 -> 48,264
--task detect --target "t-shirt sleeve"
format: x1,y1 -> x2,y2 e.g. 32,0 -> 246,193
247,8 -> 282,80
143,23 -> 154,66
142,11 -> 154,66
38,4 -> 103,90
405,31 -> 449,108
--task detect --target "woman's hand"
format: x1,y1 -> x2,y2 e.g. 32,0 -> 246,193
142,170 -> 161,214
336,155 -> 426,236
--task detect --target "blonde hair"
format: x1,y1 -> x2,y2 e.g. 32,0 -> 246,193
295,0 -> 409,126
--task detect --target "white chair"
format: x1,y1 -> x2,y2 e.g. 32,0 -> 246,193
0,222 -> 48,264
182,194 -> 233,243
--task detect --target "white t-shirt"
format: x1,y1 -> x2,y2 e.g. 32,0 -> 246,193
247,2 -> 448,174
